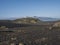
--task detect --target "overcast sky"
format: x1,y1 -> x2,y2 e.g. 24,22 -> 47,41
0,0 -> 60,19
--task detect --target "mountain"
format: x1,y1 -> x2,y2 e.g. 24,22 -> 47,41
33,17 -> 60,21
0,17 -> 60,21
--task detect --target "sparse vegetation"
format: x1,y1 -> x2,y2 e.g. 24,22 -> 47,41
13,17 -> 41,24
0,17 -> 60,45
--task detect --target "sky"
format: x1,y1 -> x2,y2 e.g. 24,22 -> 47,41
0,0 -> 60,19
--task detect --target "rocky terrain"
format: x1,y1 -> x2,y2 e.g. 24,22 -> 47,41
0,17 -> 60,45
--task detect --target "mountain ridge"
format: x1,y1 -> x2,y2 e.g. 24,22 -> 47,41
33,17 -> 60,21
0,17 -> 60,21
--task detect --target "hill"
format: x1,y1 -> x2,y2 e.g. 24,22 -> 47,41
13,17 -> 42,24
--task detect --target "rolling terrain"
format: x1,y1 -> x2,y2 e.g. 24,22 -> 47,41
0,17 -> 60,45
